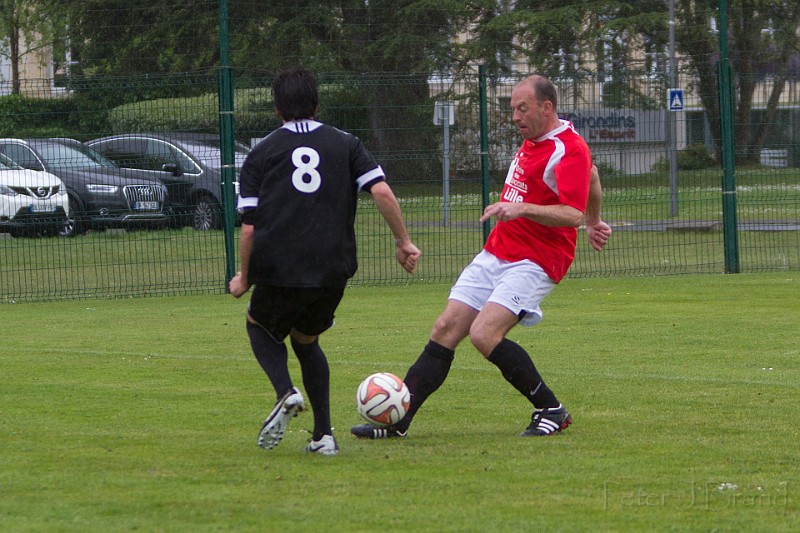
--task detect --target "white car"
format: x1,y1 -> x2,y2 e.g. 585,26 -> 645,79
0,153 -> 69,237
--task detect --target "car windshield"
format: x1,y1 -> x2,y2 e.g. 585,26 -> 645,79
180,139 -> 249,170
0,152 -> 22,170
33,142 -> 119,170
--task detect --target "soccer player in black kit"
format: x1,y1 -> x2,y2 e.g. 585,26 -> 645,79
229,67 -> 421,456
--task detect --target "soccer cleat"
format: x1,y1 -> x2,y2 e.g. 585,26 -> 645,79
257,387 -> 305,449
520,404 -> 572,437
304,434 -> 339,456
350,423 -> 408,439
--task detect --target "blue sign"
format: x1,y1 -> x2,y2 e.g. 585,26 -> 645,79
668,89 -> 684,111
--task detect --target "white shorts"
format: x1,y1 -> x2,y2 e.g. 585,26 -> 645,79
449,250 -> 556,327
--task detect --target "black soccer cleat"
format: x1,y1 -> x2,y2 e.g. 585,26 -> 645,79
520,404 -> 572,437
351,423 -> 408,439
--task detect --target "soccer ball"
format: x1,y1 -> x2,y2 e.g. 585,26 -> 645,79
356,372 -> 410,427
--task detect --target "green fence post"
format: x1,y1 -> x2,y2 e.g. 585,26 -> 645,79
218,0 -> 237,284
479,65 -> 491,243
717,0 -> 740,273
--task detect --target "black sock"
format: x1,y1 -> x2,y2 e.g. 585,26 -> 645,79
487,338 -> 559,409
291,338 -> 331,440
397,340 -> 455,431
247,321 -> 293,400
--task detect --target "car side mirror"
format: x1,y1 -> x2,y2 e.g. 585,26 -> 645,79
162,163 -> 183,176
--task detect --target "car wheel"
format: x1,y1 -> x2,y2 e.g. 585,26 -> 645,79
59,196 -> 86,237
192,194 -> 222,231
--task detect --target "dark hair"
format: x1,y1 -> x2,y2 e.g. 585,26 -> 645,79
272,67 -> 318,121
530,75 -> 558,111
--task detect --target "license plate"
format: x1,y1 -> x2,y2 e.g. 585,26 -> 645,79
29,204 -> 57,213
134,201 -> 161,210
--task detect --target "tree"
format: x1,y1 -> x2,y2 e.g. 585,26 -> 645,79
0,0 -> 67,94
480,0 -> 800,164
228,0 -> 487,180
65,1 -> 219,77
675,0 -> 800,164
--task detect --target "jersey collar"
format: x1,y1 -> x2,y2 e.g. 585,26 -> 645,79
533,119 -> 572,142
281,119 -> 323,133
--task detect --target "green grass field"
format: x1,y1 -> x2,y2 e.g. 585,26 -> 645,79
2,274 -> 799,532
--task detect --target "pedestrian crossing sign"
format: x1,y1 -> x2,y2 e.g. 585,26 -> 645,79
668,89 -> 684,111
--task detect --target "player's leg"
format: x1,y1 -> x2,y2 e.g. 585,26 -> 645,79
291,288 -> 344,455
290,334 -> 331,432
471,302 -> 558,407
470,262 -> 571,436
397,299 -> 477,429
400,249 -> 496,427
247,286 -> 306,449
247,319 -> 293,397
473,304 -> 570,436
352,251 -> 491,439
351,299 -> 477,439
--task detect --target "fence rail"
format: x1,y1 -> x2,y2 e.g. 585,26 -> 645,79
2,4 -> 800,303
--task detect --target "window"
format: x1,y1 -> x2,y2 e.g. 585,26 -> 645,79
0,144 -> 42,171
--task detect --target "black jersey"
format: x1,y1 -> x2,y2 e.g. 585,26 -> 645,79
237,120 -> 385,288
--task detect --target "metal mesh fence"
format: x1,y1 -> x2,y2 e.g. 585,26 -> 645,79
1,1 -> 799,302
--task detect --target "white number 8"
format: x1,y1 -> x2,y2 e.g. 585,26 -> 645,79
291,147 -> 321,193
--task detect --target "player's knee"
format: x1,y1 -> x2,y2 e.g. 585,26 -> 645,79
289,331 -> 319,353
430,313 -> 449,339
430,315 -> 465,346
468,326 -> 502,358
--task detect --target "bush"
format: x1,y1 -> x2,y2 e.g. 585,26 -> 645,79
0,95 -> 71,137
106,84 -> 366,141
0,94 -> 112,139
652,143 -> 718,171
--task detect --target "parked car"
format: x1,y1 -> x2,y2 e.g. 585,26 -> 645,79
0,152 -> 69,237
87,133 -> 249,231
0,138 -> 168,237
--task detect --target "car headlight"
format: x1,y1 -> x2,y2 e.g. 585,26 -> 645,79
0,184 -> 17,196
86,184 -> 119,194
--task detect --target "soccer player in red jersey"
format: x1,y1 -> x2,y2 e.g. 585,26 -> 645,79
353,74 -> 612,439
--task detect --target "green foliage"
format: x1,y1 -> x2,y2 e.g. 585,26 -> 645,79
598,79 -> 661,110
104,83 -> 371,139
67,2 -> 218,78
104,87 -> 276,136
0,0 -> 70,94
2,275 -> 799,531
0,95 -> 75,137
593,160 -> 624,182
652,143 -> 719,172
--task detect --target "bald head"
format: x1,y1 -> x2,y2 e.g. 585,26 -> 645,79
516,75 -> 558,111
510,74 -> 561,140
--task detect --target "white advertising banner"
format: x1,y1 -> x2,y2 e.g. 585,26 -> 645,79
561,110 -> 667,143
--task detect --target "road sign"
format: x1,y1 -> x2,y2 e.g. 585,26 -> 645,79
433,100 -> 455,126
668,88 -> 684,111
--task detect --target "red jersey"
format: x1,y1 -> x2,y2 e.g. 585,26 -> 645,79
484,120 -> 592,282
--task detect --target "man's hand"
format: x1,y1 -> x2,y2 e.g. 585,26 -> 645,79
586,221 -> 612,252
480,202 -> 525,223
395,239 -> 421,274
229,271 -> 251,298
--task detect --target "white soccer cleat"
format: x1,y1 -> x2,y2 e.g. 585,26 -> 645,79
304,434 -> 339,456
257,387 -> 305,449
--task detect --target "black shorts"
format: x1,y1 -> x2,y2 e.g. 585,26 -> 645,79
247,285 -> 345,342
